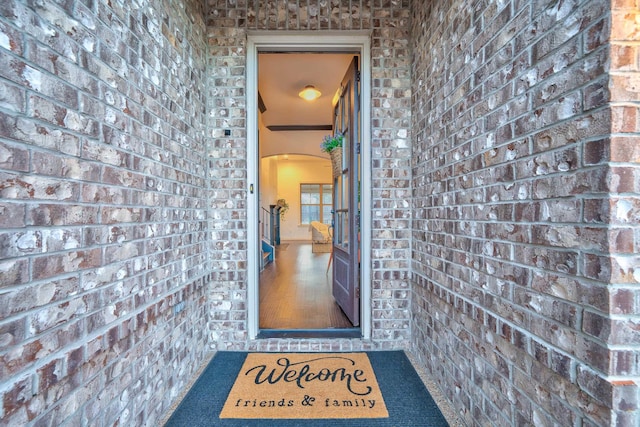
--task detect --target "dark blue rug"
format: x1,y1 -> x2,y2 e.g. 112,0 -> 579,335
164,351 -> 449,426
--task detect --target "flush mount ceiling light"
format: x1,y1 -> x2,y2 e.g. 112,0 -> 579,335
298,85 -> 321,101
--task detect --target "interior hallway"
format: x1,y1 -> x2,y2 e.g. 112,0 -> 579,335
259,241 -> 353,330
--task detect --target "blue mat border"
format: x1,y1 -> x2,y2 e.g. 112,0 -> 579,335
164,351 -> 449,427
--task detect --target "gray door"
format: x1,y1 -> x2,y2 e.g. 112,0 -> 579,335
332,57 -> 360,326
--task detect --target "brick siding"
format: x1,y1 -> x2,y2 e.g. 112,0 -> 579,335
204,0 -> 414,351
1,0 -> 638,426
0,0 -> 208,425
411,0 -> 640,425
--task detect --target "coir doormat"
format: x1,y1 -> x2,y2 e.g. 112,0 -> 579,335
164,351 -> 450,426
220,353 -> 388,419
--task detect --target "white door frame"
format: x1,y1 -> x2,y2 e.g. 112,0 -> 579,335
246,31 -> 372,340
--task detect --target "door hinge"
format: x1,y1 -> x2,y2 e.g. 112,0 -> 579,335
356,286 -> 361,298
357,142 -> 361,154
356,71 -> 361,82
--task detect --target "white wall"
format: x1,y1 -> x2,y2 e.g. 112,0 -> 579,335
260,156 -> 278,212
260,128 -> 332,159
260,155 -> 332,241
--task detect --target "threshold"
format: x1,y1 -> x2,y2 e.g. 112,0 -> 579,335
257,328 -> 361,339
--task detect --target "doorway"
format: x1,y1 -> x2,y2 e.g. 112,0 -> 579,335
246,32 -> 372,340
257,52 -> 357,333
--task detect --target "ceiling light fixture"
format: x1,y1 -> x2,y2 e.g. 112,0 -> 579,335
298,85 -> 321,101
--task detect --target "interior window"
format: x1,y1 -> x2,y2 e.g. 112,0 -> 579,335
300,183 -> 333,225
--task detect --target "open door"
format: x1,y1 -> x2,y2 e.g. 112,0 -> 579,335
332,57 -> 360,326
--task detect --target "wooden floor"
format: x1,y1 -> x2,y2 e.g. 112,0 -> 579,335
259,241 -> 354,329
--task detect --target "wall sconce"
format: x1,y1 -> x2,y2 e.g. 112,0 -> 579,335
298,85 -> 321,101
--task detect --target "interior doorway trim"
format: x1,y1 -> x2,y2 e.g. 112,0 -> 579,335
246,31 -> 372,340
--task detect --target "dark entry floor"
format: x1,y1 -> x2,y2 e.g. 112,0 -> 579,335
163,351 -> 450,427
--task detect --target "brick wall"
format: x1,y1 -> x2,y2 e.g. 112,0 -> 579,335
0,1 -> 208,425
411,0 -> 640,425
204,1 -> 414,351
2,0 -> 637,425
608,1 -> 640,424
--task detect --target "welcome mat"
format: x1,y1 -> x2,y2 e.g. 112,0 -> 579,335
220,353 -> 388,419
164,351 -> 450,426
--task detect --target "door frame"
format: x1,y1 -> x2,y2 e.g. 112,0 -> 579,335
246,31 -> 372,339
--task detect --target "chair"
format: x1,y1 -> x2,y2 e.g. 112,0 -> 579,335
310,221 -> 332,253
